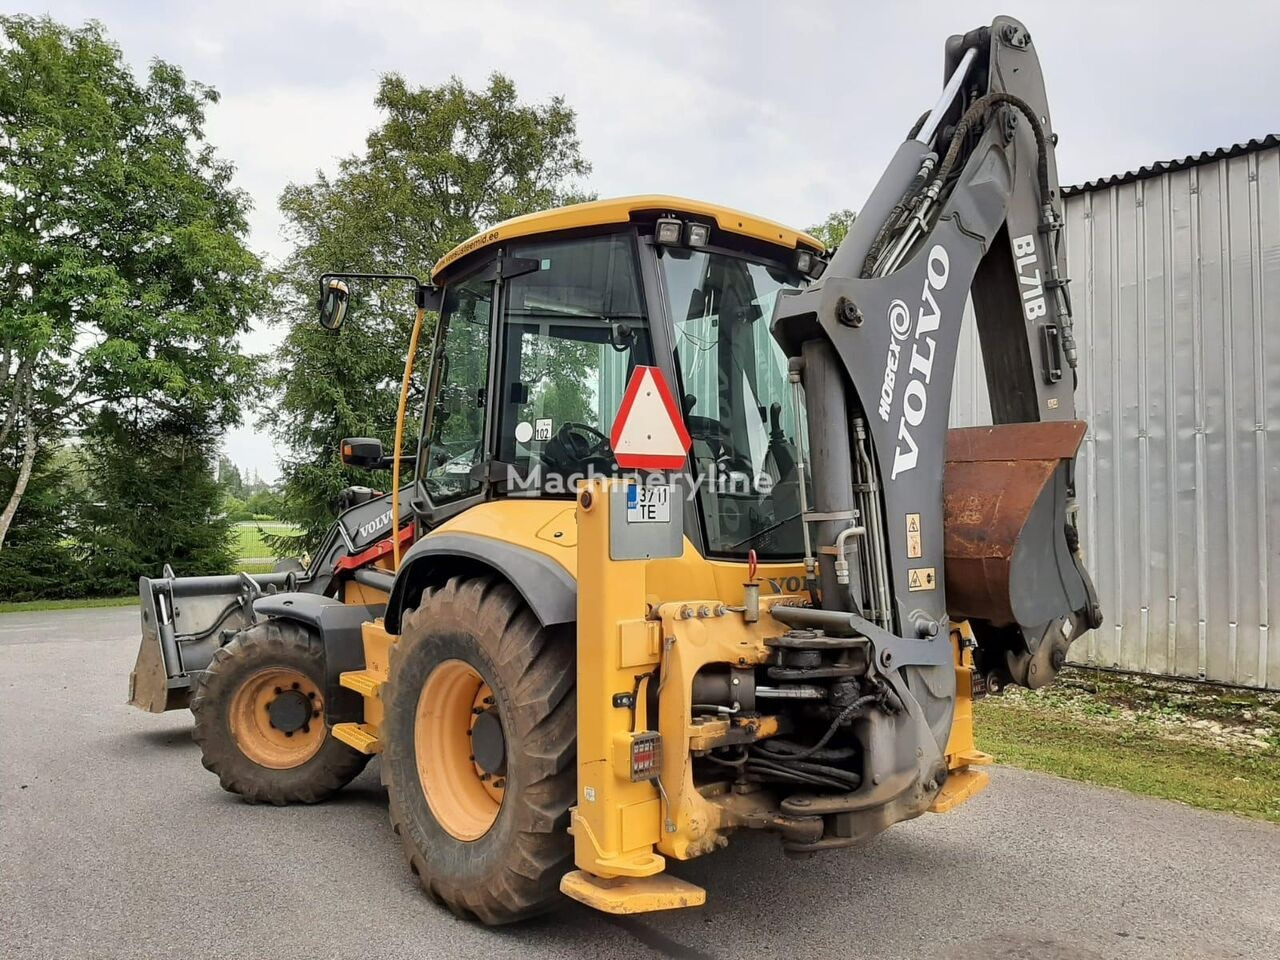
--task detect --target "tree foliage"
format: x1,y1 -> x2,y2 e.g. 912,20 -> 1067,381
76,411 -> 235,595
0,15 -> 265,549
271,72 -> 591,548
0,448 -> 76,600
807,208 -> 858,253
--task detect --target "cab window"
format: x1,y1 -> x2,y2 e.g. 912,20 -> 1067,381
496,233 -> 652,493
422,273 -> 493,503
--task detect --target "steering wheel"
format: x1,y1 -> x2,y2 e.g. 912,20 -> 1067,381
543,421 -> 615,473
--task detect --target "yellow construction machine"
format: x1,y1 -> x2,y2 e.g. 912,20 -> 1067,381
133,15 -> 1100,922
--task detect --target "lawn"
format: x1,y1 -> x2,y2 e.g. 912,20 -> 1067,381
233,520 -> 301,563
975,667 -> 1280,823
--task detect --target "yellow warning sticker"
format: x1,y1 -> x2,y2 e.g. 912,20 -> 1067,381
907,567 -> 936,591
906,513 -> 922,559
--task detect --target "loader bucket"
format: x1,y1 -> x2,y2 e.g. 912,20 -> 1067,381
129,570 -> 297,713
943,421 -> 1101,687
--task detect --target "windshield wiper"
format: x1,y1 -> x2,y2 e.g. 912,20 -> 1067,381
727,511 -> 802,551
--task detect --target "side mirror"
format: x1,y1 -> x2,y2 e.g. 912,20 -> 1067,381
341,437 -> 384,468
319,278 -> 350,330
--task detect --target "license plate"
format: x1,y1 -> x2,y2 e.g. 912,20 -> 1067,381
626,483 -> 672,523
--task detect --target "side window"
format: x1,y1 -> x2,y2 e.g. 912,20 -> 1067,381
422,273 -> 493,503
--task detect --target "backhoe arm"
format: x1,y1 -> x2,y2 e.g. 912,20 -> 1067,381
771,15 -> 1101,699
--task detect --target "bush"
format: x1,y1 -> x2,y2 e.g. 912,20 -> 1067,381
223,494 -> 251,522
245,488 -> 283,520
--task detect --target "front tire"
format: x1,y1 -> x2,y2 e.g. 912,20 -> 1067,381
382,574 -> 575,924
191,620 -> 370,805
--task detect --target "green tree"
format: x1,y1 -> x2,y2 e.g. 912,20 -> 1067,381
271,72 -> 590,548
77,411 -> 234,593
0,15 -> 266,549
246,487 -> 283,520
0,448 -> 76,600
217,455 -> 246,499
807,208 -> 857,252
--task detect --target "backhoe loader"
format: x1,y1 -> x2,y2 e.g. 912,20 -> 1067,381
131,15 -> 1100,922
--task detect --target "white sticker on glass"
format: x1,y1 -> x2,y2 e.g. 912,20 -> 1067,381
514,421 -> 534,444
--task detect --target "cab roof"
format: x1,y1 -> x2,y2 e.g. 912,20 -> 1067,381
431,194 -> 825,282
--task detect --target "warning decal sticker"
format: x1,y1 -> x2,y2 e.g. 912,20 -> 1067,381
906,513 -> 922,559
907,567 -> 936,591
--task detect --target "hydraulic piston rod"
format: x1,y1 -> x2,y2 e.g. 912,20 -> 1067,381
915,46 -> 977,145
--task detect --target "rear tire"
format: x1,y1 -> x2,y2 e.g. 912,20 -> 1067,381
382,574 -> 575,924
191,619 -> 370,805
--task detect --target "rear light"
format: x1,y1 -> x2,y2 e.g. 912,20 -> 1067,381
627,731 -> 662,781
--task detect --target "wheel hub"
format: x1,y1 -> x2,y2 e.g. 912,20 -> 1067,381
268,688 -> 312,733
228,667 -> 325,769
470,708 -> 506,776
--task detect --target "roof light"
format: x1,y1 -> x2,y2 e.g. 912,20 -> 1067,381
684,222 -> 711,247
655,217 -> 683,245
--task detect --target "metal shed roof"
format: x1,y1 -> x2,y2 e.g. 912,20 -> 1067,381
1062,133 -> 1278,196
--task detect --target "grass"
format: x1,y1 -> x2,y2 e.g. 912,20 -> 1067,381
236,561 -> 278,575
233,520 -> 300,561
0,595 -> 136,613
975,668 -> 1280,823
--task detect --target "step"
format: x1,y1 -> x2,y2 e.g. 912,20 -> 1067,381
331,721 -> 381,754
339,670 -> 381,699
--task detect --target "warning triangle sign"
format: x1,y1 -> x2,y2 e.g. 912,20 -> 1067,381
610,366 -> 692,469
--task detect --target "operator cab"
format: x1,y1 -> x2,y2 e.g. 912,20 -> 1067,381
423,196 -> 827,562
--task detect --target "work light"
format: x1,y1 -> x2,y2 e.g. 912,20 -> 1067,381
684,222 -> 711,247
654,217 -> 683,245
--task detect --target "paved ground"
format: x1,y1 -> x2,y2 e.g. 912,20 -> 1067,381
2,607 -> 1278,960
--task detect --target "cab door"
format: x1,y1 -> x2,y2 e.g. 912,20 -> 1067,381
416,264 -> 497,525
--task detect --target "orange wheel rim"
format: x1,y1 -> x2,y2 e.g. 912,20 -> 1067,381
415,659 -> 505,841
228,667 -> 325,769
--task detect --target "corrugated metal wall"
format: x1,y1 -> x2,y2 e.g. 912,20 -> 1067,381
952,142 -> 1280,690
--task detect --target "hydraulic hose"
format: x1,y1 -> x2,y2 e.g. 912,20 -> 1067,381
862,90 -> 1053,278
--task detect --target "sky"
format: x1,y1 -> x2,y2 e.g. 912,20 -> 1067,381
17,0 -> 1280,481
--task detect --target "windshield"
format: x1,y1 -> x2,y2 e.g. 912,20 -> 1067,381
661,247 -> 807,559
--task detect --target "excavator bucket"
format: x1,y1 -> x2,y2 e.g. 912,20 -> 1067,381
943,421 -> 1101,688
